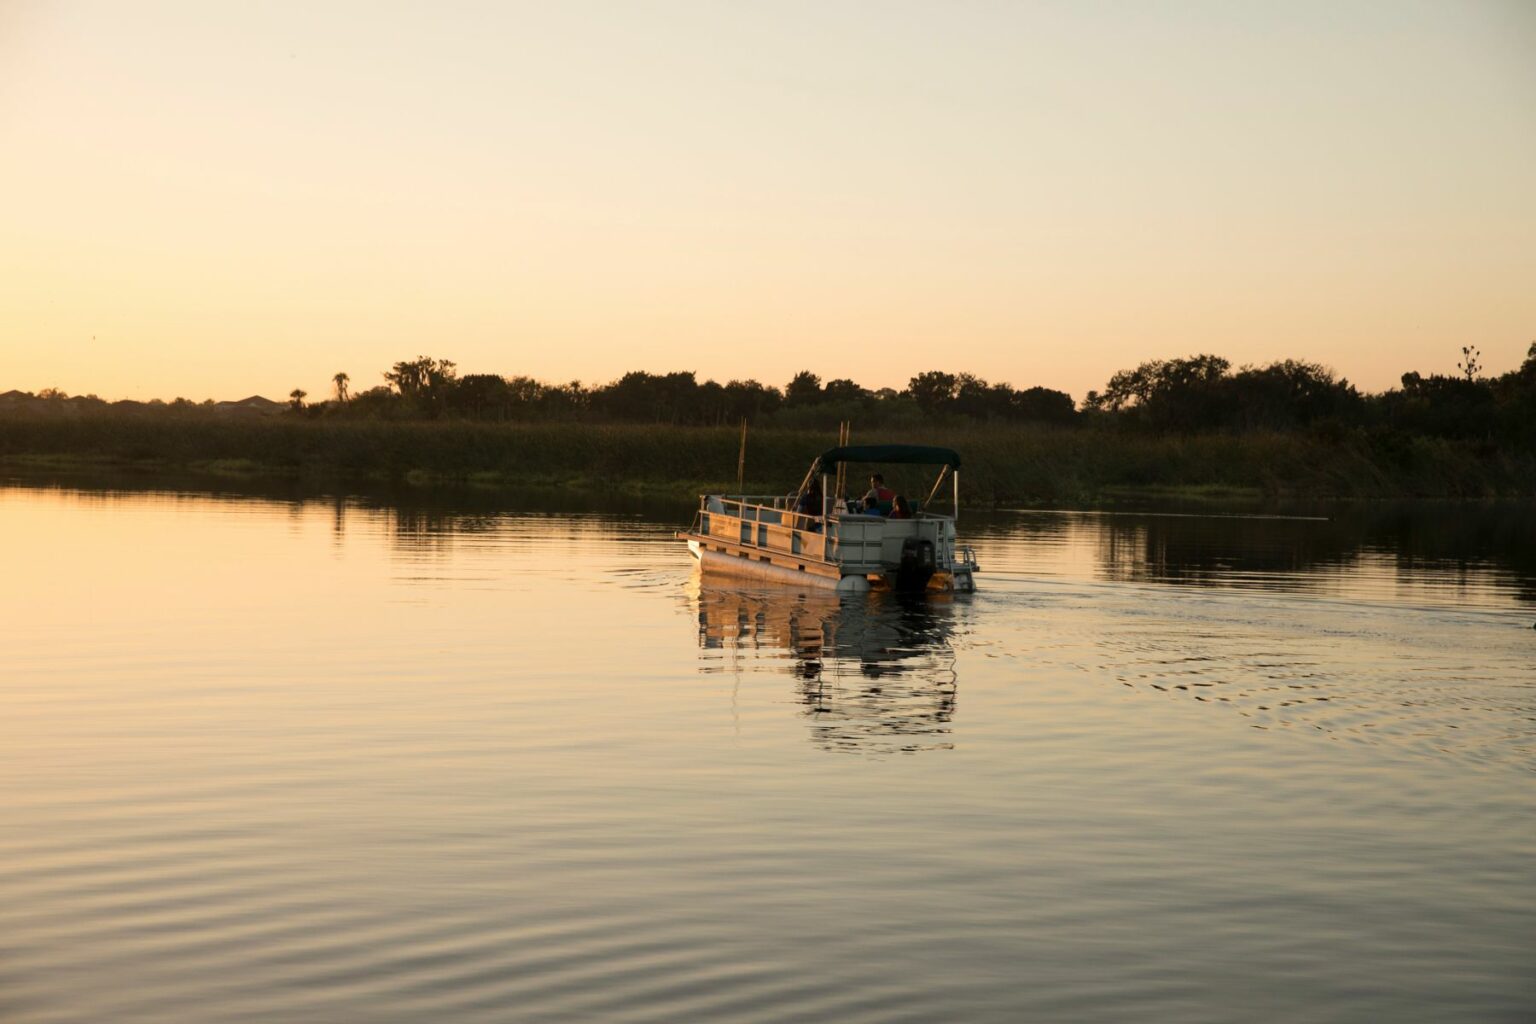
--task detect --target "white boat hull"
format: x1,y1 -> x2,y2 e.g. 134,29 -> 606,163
686,539 -> 972,593
688,540 -> 870,591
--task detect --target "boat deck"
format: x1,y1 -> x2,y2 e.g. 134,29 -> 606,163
679,494 -> 976,592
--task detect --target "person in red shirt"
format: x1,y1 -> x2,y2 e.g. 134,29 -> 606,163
862,473 -> 895,511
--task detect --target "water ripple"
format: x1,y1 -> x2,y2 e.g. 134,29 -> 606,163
1,486 -> 1531,1022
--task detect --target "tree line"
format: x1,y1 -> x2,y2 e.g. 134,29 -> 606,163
1078,345 -> 1535,443
11,344 -> 1530,448
299,360 -> 1079,430
284,344 -> 1535,445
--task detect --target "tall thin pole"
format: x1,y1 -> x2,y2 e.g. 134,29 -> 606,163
834,420 -> 849,501
736,417 -> 747,495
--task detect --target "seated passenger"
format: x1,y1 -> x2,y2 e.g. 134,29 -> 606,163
795,484 -> 822,518
888,495 -> 912,520
862,473 -> 895,515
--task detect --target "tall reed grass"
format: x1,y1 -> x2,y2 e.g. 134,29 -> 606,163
1,412 -> 1531,500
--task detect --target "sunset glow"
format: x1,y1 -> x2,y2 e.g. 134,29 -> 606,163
3,1 -> 1533,402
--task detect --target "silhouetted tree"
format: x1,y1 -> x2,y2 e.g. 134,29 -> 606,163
822,378 -> 866,403
538,380 -> 589,419
723,379 -> 782,421
784,371 -> 823,406
1011,386 -> 1077,424
907,371 -> 958,414
1385,369 -> 1496,439
592,371 -> 701,423
1493,342 -> 1536,444
384,356 -> 457,418
1088,355 -> 1231,431
1228,361 -> 1360,431
1459,345 -> 1482,381
454,374 -> 513,419
333,372 -> 350,402
347,385 -> 399,418
951,373 -> 993,418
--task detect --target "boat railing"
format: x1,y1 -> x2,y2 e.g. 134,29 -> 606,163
696,494 -> 824,533
696,493 -> 953,524
688,494 -> 831,563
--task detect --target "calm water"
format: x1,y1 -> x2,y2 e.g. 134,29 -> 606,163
2,481 -> 1532,1023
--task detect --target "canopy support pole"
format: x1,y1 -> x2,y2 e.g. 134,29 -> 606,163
924,465 -> 951,512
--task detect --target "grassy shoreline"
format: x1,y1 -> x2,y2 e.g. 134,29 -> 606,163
2,415 -> 1531,503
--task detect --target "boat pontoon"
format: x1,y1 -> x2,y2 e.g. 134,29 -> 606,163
678,444 -> 979,592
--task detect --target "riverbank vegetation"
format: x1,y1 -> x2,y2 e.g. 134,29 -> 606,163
3,345 -> 1532,501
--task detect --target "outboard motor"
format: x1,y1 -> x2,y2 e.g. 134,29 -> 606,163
894,537 -> 936,592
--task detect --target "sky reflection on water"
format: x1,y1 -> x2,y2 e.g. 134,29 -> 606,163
1,480 -> 1532,1023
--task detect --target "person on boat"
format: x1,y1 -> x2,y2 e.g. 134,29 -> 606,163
888,495 -> 913,519
863,474 -> 895,514
795,482 -> 822,518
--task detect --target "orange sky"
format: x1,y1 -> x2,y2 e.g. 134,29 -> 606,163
2,1 -> 1533,403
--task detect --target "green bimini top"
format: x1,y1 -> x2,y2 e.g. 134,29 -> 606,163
815,444 -> 962,470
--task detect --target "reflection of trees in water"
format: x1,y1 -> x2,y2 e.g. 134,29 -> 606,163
1359,504 -> 1536,604
1094,515 -> 1343,585
365,504 -> 654,561
386,507 -> 499,555
324,498 -> 462,552
5,468 -> 678,560
1078,504 -> 1536,603
28,469 -> 1533,605
695,585 -> 962,755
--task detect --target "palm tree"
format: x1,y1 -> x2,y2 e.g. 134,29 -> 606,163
289,388 -> 307,411
333,372 -> 350,402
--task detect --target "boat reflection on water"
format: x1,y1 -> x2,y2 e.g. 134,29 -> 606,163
692,579 -> 965,754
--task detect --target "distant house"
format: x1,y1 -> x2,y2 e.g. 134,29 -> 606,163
212,395 -> 283,416
0,391 -> 285,418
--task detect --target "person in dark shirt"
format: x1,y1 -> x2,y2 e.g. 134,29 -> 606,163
888,495 -> 913,520
798,482 -> 823,528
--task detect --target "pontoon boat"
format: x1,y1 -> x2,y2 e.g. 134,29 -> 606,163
678,444 -> 979,592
